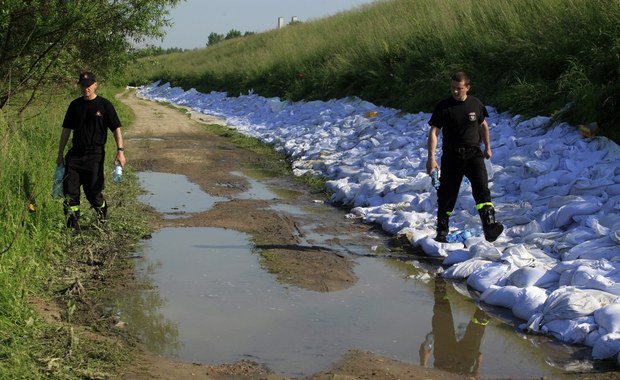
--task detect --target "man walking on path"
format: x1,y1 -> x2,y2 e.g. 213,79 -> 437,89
56,71 -> 125,230
426,71 -> 503,242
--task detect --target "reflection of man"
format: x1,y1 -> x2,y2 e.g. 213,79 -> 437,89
420,277 -> 489,379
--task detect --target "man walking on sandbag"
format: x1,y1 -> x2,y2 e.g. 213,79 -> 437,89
426,71 -> 503,242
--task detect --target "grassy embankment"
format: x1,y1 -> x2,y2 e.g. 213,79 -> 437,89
127,0 -> 620,143
0,87 -> 151,378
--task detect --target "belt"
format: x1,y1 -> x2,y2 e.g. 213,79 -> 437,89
444,145 -> 478,154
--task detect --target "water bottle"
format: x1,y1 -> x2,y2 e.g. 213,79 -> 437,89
423,332 -> 434,350
112,162 -> 123,183
431,169 -> 440,190
52,165 -> 64,199
446,228 -> 474,243
485,158 -> 494,180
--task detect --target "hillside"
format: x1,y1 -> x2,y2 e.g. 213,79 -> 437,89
128,0 -> 619,141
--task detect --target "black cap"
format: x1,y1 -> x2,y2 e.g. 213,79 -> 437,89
77,71 -> 96,86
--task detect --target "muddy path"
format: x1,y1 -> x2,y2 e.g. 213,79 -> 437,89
117,91 -> 464,379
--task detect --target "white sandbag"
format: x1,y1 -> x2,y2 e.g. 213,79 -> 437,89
539,287 -> 617,325
512,286 -> 549,321
553,201 -> 602,229
480,285 -> 521,309
505,220 -> 543,237
612,220 -> 620,244
553,258 -> 617,276
501,244 -> 537,267
585,329 -> 602,348
558,268 -> 575,287
469,241 -> 502,261
442,258 -> 492,280
583,275 -> 620,296
418,237 -> 464,258
542,317 -> 597,344
466,262 -> 512,292
506,266 -> 560,289
592,332 -> 620,360
594,303 -> 620,335
568,265 -> 600,286
562,236 -> 620,261
442,249 -> 472,265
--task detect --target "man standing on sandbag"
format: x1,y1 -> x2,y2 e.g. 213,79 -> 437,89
426,71 -> 503,242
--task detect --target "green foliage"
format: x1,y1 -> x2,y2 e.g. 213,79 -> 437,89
208,32 -> 225,46
126,0 -> 620,143
0,0 -> 181,114
225,29 -> 242,40
206,29 -> 255,47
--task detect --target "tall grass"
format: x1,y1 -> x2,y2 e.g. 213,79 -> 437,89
0,86 -> 143,377
127,0 -> 620,142
0,95 -> 67,375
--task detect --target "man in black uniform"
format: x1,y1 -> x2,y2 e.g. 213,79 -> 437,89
426,71 -> 503,242
56,71 -> 125,230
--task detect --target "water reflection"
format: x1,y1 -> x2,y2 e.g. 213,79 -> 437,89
116,260 -> 181,355
136,172 -> 225,218
420,277 -> 488,379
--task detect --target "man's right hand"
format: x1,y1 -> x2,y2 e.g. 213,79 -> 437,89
426,159 -> 438,175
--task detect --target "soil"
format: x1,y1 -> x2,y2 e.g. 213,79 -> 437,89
115,91 -> 464,379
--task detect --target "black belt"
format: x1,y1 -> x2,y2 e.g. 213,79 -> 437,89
443,145 -> 479,154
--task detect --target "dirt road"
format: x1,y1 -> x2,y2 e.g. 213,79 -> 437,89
117,91 -> 464,379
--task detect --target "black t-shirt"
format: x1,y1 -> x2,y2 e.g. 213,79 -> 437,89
62,96 -> 121,148
428,95 -> 488,148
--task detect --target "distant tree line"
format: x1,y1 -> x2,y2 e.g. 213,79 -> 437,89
207,29 -> 255,47
133,18 -> 306,58
131,46 -> 189,58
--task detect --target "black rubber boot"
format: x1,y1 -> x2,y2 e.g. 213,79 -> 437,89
478,205 -> 503,242
96,202 -> 108,224
435,214 -> 449,242
66,210 -> 81,232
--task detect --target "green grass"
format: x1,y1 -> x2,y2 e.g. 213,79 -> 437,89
126,0 -> 620,143
0,85 -> 150,378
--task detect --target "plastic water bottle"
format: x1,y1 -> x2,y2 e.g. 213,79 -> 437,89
52,165 -> 64,199
431,169 -> 440,190
485,158 -> 494,180
445,228 -> 478,243
112,162 -> 123,183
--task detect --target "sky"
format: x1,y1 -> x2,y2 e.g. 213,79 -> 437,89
147,0 -> 376,49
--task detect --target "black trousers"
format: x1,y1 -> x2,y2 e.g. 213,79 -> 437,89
437,146 -> 491,217
63,147 -> 106,210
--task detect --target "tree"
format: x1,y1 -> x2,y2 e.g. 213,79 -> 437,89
207,32 -> 224,46
0,0 -> 181,113
225,29 -> 242,40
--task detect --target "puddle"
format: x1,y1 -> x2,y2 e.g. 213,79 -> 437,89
119,227 -> 586,378
122,171 -> 609,378
137,172 -> 226,218
126,137 -> 165,142
231,170 -> 325,215
231,170 -> 287,201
